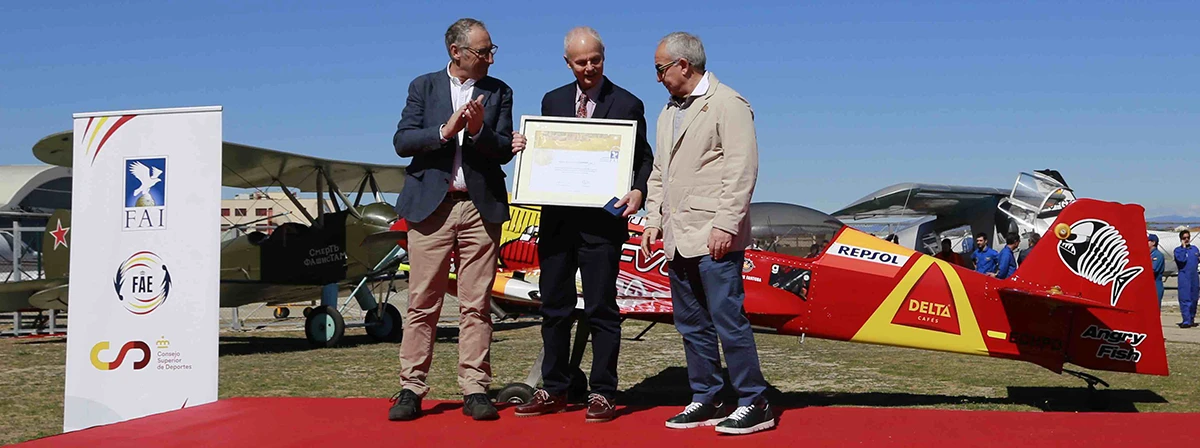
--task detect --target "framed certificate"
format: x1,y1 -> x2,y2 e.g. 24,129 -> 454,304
511,115 -> 637,207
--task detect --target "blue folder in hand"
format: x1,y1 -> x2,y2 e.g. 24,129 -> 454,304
603,197 -> 627,217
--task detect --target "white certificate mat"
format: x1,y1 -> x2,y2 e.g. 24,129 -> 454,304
512,115 -> 636,207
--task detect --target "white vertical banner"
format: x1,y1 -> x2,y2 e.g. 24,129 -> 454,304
63,106 -> 222,432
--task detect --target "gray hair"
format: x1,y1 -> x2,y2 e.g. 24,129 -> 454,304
659,31 -> 706,72
445,18 -> 486,57
563,26 -> 605,56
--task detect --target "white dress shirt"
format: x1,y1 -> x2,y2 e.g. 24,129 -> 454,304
445,63 -> 481,192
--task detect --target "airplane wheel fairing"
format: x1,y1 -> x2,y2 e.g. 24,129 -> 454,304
305,305 -> 344,348
496,383 -> 535,404
273,307 -> 290,319
365,303 -> 403,343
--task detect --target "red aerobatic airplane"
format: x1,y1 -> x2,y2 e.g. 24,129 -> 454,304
390,198 -> 1167,403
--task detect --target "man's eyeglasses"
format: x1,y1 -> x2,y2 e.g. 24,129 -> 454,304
464,45 -> 499,58
655,59 -> 681,76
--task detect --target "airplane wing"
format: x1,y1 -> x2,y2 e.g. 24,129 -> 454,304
0,278 -> 68,312
833,182 -> 1010,219
33,131 -> 407,193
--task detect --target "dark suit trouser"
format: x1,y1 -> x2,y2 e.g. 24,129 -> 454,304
668,251 -> 767,407
538,238 -> 621,399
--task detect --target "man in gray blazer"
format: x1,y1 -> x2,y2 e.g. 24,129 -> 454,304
388,17 -> 519,422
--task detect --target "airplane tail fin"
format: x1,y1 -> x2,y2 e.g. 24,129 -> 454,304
1009,199 -> 1167,375
40,209 -> 72,280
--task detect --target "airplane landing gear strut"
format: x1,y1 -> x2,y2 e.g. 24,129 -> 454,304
1063,368 -> 1110,410
496,313 -> 590,404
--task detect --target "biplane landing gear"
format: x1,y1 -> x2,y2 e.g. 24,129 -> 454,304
496,313 -> 592,405
1063,369 -> 1110,410
365,303 -> 403,342
273,307 -> 290,319
497,383 -> 536,404
305,305 -> 345,348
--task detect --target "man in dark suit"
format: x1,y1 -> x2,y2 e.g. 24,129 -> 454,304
513,26 -> 654,423
388,17 -> 520,422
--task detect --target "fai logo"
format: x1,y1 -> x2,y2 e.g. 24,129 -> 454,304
90,341 -> 152,370
1055,219 -> 1142,307
113,251 -> 173,315
124,157 -> 167,231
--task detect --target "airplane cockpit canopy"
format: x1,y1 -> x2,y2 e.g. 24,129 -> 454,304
998,171 -> 1077,236
749,202 -> 844,257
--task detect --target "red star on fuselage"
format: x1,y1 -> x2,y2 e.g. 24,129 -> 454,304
50,220 -> 69,250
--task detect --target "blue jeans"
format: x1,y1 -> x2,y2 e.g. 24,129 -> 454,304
668,251 -> 768,406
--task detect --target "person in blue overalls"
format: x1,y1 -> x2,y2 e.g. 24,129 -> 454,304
1173,230 -> 1199,328
972,232 -> 1000,277
1149,234 -> 1165,309
996,231 -> 1019,279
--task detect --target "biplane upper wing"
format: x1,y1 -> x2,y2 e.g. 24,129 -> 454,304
833,182 -> 1009,219
33,131 -> 406,192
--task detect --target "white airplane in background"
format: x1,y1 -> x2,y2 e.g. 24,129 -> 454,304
834,170 -> 1182,276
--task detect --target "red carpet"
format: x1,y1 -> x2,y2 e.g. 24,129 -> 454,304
16,398 -> 1193,447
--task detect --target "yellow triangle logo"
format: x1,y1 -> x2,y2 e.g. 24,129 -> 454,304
850,256 -> 988,356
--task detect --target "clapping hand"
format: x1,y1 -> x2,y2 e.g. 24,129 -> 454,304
464,94 -> 485,136
442,104 -> 469,140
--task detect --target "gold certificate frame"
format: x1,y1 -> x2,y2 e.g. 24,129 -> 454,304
511,115 -> 637,207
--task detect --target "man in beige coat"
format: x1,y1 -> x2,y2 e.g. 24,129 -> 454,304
641,32 -> 774,435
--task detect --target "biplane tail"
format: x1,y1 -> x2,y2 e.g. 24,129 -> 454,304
1008,199 -> 1168,375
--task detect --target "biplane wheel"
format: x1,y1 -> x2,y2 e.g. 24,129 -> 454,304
496,383 -> 536,404
302,306 -> 313,318
365,303 -> 403,343
304,305 -> 345,348
273,307 -> 290,319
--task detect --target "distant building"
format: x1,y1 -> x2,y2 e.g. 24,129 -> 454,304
220,191 -> 330,236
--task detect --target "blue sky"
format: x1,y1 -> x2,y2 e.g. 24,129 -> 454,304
2,1 -> 1197,216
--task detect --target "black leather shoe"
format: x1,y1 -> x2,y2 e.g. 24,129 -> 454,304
388,389 -> 421,421
463,393 -> 499,421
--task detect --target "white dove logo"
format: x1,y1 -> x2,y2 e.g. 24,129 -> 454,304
129,161 -> 163,201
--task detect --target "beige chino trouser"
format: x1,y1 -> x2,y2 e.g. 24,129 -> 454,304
399,198 -> 500,397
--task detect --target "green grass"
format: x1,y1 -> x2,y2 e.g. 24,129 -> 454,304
2,318 -> 1198,444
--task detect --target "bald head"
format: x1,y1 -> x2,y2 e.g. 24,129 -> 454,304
564,26 -> 605,56
563,26 -> 605,90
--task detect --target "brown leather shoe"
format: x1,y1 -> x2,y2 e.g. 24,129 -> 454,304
514,389 -> 568,417
585,394 -> 615,423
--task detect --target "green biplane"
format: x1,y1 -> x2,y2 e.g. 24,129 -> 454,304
0,131 -> 410,346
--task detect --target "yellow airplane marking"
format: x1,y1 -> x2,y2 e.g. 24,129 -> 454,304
851,256 -> 989,356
